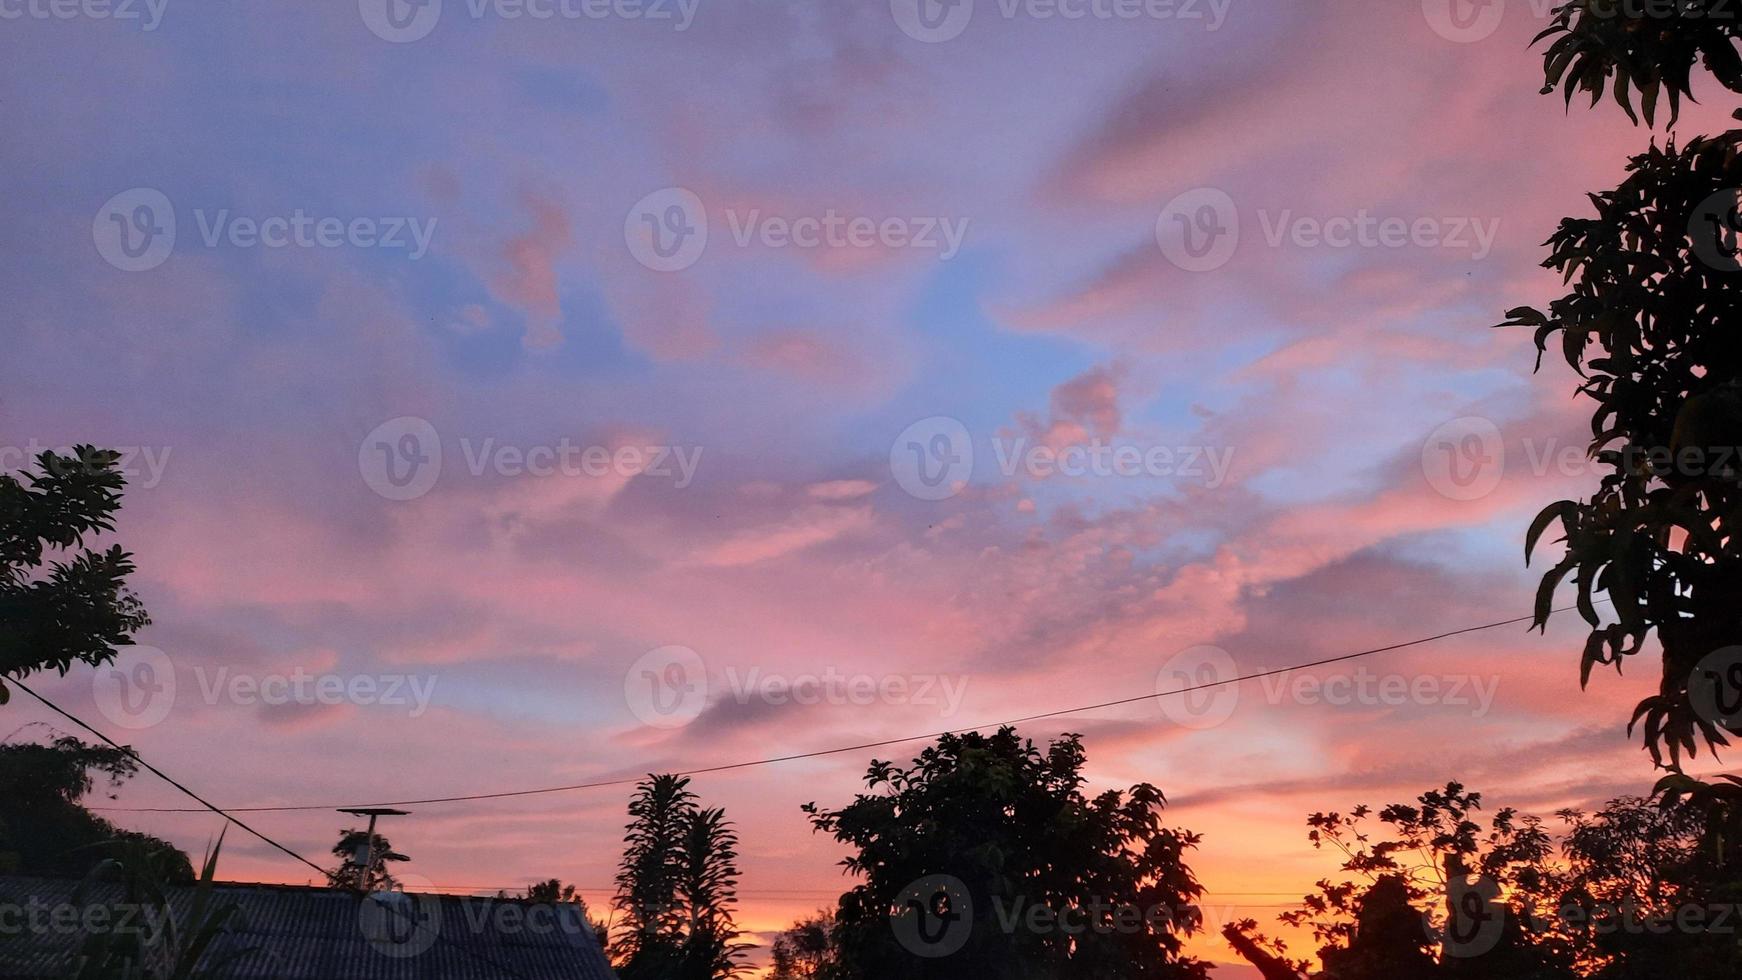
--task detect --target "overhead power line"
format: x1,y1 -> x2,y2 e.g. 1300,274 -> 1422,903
89,606 -> 1570,815
9,680 -> 536,980
10,678 -> 331,877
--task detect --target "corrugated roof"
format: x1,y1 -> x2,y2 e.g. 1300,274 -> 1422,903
0,875 -> 616,980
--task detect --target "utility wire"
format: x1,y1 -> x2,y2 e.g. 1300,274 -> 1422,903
11,678 -> 332,876
89,605 -> 1571,815
9,680 -> 535,980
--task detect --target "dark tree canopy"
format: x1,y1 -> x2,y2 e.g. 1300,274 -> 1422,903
324,829 -> 409,891
1536,0 -> 1742,127
768,912 -> 839,980
1508,132 -> 1742,770
1554,795 -> 1740,976
0,735 -> 192,883
1273,783 -> 1567,979
1228,785 -> 1740,979
1515,0 -> 1742,787
803,727 -> 1209,980
497,879 -> 611,952
0,446 -> 150,703
612,774 -> 748,980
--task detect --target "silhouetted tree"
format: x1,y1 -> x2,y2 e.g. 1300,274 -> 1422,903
1514,0 -> 1742,793
1219,920 -> 1303,980
1,447 -> 150,704
803,727 -> 1209,980
498,878 -> 610,952
769,912 -> 839,980
1316,874 -> 1442,980
520,878 -> 581,903
1535,0 -> 1742,126
1227,784 -> 1742,978
1553,796 -> 1741,977
0,735 -> 191,882
676,807 -> 748,980
1507,130 -> 1742,773
615,774 -> 696,979
1228,783 -> 1573,978
324,829 -> 408,891
613,775 -> 747,980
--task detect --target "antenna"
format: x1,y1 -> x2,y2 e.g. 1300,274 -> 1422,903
338,807 -> 411,893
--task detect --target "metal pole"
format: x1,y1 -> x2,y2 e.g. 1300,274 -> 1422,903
361,812 -> 380,890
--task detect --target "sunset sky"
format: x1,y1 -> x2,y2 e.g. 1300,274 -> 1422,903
4,0 -> 1739,975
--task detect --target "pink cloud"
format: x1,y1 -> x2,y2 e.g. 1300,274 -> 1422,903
493,192 -> 572,349
1013,362 -> 1128,451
